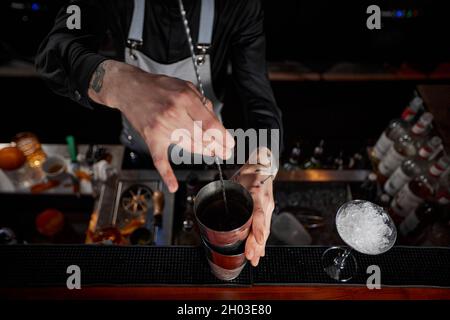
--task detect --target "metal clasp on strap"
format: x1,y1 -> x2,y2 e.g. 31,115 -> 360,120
195,44 -> 210,66
127,39 -> 143,60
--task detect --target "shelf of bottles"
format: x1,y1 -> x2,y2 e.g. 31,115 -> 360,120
367,94 -> 450,246
280,93 -> 450,247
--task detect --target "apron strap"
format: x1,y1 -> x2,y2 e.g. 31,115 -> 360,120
198,0 -> 215,45
128,0 -> 145,47
128,0 -> 214,48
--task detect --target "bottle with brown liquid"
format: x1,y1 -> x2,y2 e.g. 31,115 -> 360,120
390,155 -> 450,223
383,136 -> 442,196
398,201 -> 437,244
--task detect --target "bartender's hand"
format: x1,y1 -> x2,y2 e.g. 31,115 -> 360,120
88,60 -> 234,193
232,147 -> 277,267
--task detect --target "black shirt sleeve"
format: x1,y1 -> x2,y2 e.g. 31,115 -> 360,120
35,0 -> 112,109
230,0 -> 283,152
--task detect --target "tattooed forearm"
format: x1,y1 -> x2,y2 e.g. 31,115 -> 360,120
90,61 -> 106,93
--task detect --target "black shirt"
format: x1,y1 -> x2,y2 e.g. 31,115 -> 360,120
35,0 -> 282,148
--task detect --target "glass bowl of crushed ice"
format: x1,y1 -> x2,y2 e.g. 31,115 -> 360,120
322,200 -> 397,282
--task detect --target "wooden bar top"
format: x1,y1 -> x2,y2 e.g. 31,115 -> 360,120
3,286 -> 450,300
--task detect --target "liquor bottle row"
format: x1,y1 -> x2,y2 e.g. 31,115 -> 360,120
283,139 -> 369,171
367,93 -> 450,244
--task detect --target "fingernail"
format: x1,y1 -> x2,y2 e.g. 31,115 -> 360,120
224,147 -> 232,160
169,183 -> 178,193
247,250 -> 254,260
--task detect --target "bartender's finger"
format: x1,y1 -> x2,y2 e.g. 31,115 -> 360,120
191,119 -> 227,157
170,114 -> 214,157
201,98 -> 214,113
187,103 -> 235,150
145,135 -> 178,193
202,132 -> 233,160
185,83 -> 214,113
185,82 -> 215,115
170,108 -> 220,156
172,128 -> 214,157
185,81 -> 202,98
245,233 -> 264,267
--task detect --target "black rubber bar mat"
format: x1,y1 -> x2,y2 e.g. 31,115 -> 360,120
255,246 -> 450,288
0,245 -> 252,287
1,245 -> 449,288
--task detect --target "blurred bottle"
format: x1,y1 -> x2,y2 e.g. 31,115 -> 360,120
390,155 -> 450,222
401,95 -> 424,122
372,120 -> 407,163
435,170 -> 450,205
398,201 -> 438,244
283,141 -> 302,171
378,113 -> 434,181
333,151 -> 344,170
378,134 -> 417,181
186,172 -> 200,196
348,152 -> 366,170
359,172 -> 378,202
383,136 -> 442,196
302,140 -> 324,170
152,190 -> 164,244
371,96 -> 423,163
423,219 -> 450,247
175,195 -> 200,245
13,132 -> 47,168
407,112 -> 434,148
377,193 -> 391,210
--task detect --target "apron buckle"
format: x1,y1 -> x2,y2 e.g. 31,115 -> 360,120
127,39 -> 143,60
195,44 -> 210,66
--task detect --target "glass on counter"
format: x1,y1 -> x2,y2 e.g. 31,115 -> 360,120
322,200 -> 397,282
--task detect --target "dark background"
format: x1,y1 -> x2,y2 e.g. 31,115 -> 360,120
1,0 -> 449,157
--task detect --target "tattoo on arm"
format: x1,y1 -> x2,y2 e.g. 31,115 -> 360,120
90,61 -> 106,93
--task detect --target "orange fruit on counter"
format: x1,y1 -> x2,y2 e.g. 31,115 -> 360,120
36,209 -> 65,237
0,147 -> 26,170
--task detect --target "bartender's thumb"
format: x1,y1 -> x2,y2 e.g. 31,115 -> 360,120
145,135 -> 178,193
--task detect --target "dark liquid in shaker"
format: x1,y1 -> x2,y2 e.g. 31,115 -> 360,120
198,199 -> 249,231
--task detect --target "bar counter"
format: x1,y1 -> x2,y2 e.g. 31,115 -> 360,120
1,245 -> 450,300
4,286 -> 450,300
1,145 -> 450,300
